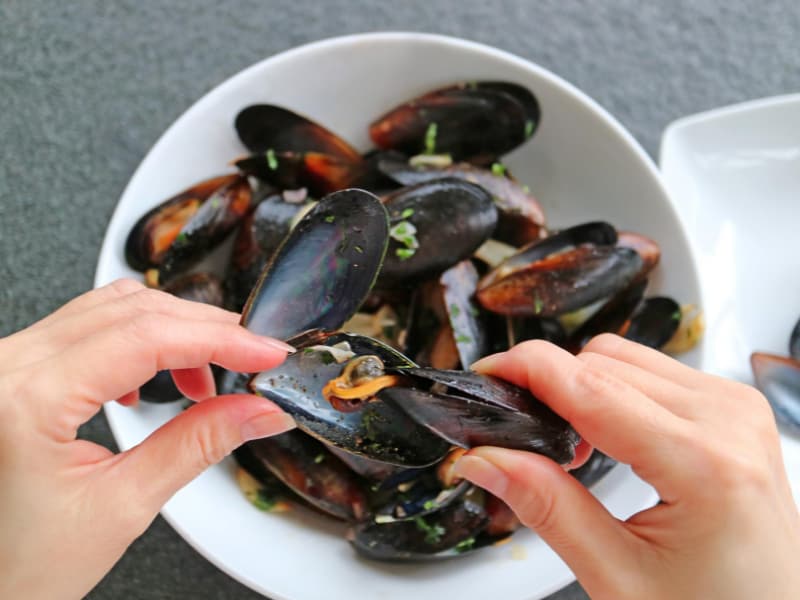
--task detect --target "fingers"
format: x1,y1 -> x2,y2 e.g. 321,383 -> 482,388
472,340 -> 690,476
171,366 -> 216,401
35,314 -> 293,435
455,447 -> 636,592
4,285 -> 244,371
111,394 -> 295,517
581,334 -> 706,388
576,351 -> 699,420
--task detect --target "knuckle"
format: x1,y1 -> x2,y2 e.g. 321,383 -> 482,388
109,278 -> 144,296
193,422 -> 231,468
582,332 -> 623,355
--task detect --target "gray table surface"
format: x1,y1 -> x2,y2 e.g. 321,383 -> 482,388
2,1 -> 798,598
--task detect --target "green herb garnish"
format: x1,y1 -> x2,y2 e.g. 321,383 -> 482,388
424,122 -> 438,154
313,453 -> 325,464
524,119 -> 535,138
401,207 -> 415,219
533,296 -> 544,315
324,215 -> 335,223
396,247 -> 415,260
455,333 -> 472,344
454,537 -> 476,553
253,489 -> 277,512
266,148 -> 278,170
491,162 -> 506,176
449,303 -> 461,318
414,516 -> 446,544
423,500 -> 436,511
174,232 -> 188,245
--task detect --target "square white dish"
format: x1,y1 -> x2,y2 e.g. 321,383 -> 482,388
660,94 -> 800,504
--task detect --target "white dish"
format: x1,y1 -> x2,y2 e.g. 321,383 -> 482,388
660,94 -> 800,505
96,32 -> 703,600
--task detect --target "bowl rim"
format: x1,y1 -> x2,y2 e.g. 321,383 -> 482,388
96,30 -> 700,600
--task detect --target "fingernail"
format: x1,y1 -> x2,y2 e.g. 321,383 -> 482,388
453,454 -> 509,498
470,352 -> 502,373
240,411 -> 296,442
259,337 -> 296,354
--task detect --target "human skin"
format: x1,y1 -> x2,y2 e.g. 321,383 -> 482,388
455,335 -> 800,600
0,280 -> 296,600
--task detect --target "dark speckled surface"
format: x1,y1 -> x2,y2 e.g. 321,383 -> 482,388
2,1 -> 799,598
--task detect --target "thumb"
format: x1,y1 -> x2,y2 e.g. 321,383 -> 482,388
454,447 -> 635,592
112,394 -> 295,518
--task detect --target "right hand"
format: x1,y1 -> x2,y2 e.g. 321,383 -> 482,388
455,334 -> 800,600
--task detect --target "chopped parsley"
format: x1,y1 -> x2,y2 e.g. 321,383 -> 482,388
449,303 -> 461,318
266,149 -> 278,170
210,197 -> 221,209
253,489 -> 278,512
324,215 -> 335,223
491,162 -> 506,176
174,231 -> 188,245
390,220 -> 420,260
424,122 -> 438,154
524,119 -> 535,138
401,207 -> 415,219
313,453 -> 326,464
454,537 -> 476,553
533,296 -> 544,315
455,333 -> 472,344
354,244 -> 364,253
671,310 -> 682,321
422,499 -> 436,511
414,516 -> 446,544
396,248 -> 415,260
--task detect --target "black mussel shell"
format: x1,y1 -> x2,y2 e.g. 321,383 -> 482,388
224,193 -> 304,312
378,156 -> 546,246
241,189 -> 389,341
235,151 -> 364,197
139,370 -> 182,403
566,278 -> 648,352
326,445 -> 412,484
571,450 -> 618,488
234,104 -> 363,165
624,297 -> 681,349
250,333 -> 451,467
371,469 -> 471,522
237,430 -> 368,521
617,231 -> 661,281
509,316 -> 567,347
158,176 -> 258,285
125,174 -> 240,272
440,261 -> 488,369
790,316 -> 800,360
369,82 -> 537,164
377,178 -> 497,287
751,352 -> 800,435
162,272 -> 224,307
349,499 -> 497,561
382,368 -> 580,465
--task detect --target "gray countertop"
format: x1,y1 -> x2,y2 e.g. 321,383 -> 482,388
2,1 -> 798,598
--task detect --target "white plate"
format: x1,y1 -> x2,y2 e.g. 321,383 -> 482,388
660,94 -> 800,505
96,32 -> 703,600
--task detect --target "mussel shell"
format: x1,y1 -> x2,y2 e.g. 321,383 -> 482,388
440,261 -> 488,369
249,333 -> 451,467
378,156 -> 545,246
326,445 -> 412,484
235,151 -> 363,197
158,176 -> 256,285
623,296 -> 682,349
477,245 -> 643,318
377,178 -> 497,287
369,82 -> 536,164
234,104 -> 362,164
241,189 -> 389,341
790,316 -> 800,360
349,499 -> 495,561
382,368 -> 580,464
124,174 -> 239,271
617,231 -> 661,281
571,450 -> 618,488
236,430 -> 368,522
139,370 -> 182,403
751,352 -> 800,435
566,278 -> 648,352
161,272 -> 225,307
372,469 -> 471,522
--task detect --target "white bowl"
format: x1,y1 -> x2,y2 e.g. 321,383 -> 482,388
95,32 -> 704,600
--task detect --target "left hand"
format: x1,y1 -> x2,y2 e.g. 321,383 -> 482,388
0,279 -> 296,600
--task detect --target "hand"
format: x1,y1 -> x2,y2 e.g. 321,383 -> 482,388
454,334 -> 800,600
0,279 -> 296,600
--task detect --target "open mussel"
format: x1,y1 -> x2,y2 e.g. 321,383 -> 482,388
477,222 -> 642,317
125,174 -> 240,272
378,154 -> 546,245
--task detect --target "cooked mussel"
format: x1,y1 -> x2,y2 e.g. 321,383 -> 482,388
369,81 -> 539,164
125,174 -> 240,272
477,222 -> 642,317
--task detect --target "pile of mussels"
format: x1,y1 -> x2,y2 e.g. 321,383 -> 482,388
125,81 -> 702,561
